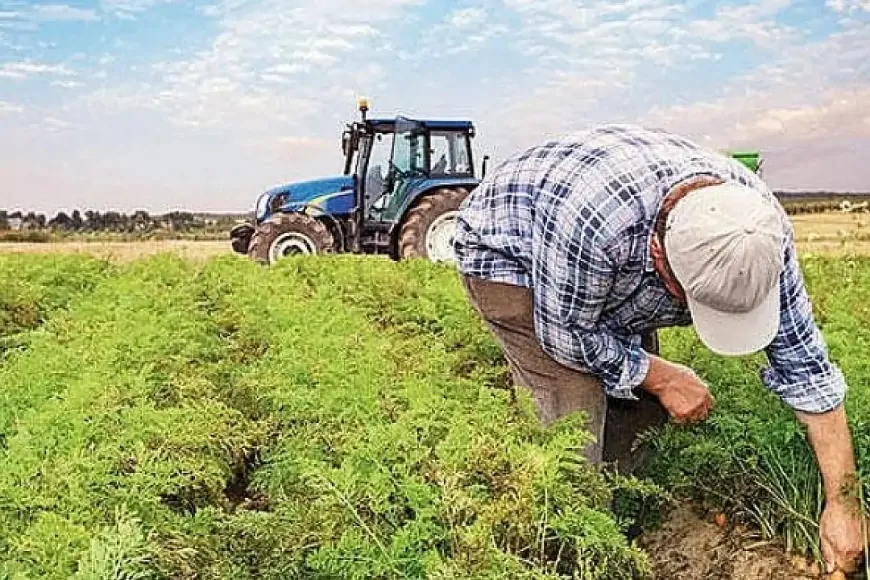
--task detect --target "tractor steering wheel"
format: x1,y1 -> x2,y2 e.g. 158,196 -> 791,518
389,161 -> 409,180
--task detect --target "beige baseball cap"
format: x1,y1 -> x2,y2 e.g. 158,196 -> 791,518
663,182 -> 786,356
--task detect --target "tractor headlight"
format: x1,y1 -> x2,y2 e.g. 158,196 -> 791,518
255,192 -> 269,220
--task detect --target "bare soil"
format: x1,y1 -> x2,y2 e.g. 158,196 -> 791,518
639,503 -> 851,580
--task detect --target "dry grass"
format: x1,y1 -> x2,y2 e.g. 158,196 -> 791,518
791,211 -> 870,239
791,211 -> 870,256
0,240 -> 230,262
1,212 -> 870,261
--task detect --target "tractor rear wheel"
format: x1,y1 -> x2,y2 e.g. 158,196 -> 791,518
248,213 -> 335,265
398,187 -> 469,263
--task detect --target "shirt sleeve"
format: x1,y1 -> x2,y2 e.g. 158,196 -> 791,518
530,209 -> 650,400
761,228 -> 847,413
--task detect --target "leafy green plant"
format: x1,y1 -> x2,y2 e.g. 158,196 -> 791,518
645,253 -> 870,564
0,254 -> 652,579
0,254 -> 109,340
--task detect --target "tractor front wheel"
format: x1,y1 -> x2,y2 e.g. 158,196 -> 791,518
248,213 -> 335,265
398,187 -> 469,263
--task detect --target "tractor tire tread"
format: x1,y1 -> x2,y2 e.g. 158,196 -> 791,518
398,187 -> 469,262
248,212 -> 335,265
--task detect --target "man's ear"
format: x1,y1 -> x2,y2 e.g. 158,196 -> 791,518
651,233 -> 687,302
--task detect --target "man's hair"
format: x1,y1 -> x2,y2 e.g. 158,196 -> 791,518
654,175 -> 726,246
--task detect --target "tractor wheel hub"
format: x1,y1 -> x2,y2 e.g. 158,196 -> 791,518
425,211 -> 458,263
269,232 -> 318,261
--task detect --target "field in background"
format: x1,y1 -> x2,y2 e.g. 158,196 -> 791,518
2,211 -> 870,260
0,240 -> 229,261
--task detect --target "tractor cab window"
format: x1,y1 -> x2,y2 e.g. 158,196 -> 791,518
391,118 -> 425,179
428,131 -> 472,177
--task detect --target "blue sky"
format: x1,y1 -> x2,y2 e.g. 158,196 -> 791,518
1,0 -> 868,214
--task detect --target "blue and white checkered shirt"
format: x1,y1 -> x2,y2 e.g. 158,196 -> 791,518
454,124 -> 846,414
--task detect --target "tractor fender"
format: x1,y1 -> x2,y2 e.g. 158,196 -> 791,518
390,178 -> 479,232
302,207 -> 346,252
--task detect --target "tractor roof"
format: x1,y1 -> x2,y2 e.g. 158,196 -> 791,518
367,118 -> 474,133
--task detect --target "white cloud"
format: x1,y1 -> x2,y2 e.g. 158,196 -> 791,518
86,0 -> 423,136
467,0 -> 870,168
100,0 -> 177,19
0,100 -> 24,114
51,79 -> 84,88
827,0 -> 870,13
289,49 -> 338,66
0,60 -> 76,79
643,87 -> 870,151
638,23 -> 870,150
0,4 -> 99,25
446,7 -> 486,29
42,116 -> 70,130
418,5 -> 507,57
31,4 -> 100,22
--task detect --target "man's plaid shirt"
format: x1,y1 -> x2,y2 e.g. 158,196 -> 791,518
454,124 -> 846,414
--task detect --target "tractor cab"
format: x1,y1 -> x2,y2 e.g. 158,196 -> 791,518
342,102 -> 476,224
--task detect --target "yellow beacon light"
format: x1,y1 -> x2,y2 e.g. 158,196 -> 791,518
358,97 -> 369,121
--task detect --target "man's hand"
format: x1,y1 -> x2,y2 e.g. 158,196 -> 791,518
797,405 -> 868,575
820,497 -> 866,574
642,356 -> 715,423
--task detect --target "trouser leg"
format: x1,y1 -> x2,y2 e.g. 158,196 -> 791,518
603,392 -> 669,473
604,331 -> 669,473
460,274 -> 607,463
460,274 -> 669,473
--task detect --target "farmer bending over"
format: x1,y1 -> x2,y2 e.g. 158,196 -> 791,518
453,124 -> 865,574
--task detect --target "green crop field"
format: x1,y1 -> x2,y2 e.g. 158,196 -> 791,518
0,251 -> 868,579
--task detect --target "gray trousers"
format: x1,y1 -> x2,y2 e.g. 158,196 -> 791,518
461,274 -> 668,472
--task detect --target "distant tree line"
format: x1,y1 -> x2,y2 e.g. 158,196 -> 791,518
0,209 -> 244,233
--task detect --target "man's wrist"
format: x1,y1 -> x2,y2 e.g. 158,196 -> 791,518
641,355 -> 671,395
826,472 -> 862,508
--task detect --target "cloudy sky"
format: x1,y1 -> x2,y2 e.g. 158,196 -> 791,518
1,0 -> 868,214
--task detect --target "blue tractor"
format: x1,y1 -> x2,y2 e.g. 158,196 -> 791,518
230,99 -> 485,265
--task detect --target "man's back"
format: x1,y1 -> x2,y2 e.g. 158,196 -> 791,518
453,124 -> 772,289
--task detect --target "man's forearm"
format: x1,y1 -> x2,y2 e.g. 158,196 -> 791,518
796,405 -> 859,506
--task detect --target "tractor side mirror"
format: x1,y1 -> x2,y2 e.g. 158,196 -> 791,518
481,155 -> 490,178
341,132 -> 350,155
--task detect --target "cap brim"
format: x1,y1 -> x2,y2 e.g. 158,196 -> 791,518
685,282 -> 781,356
